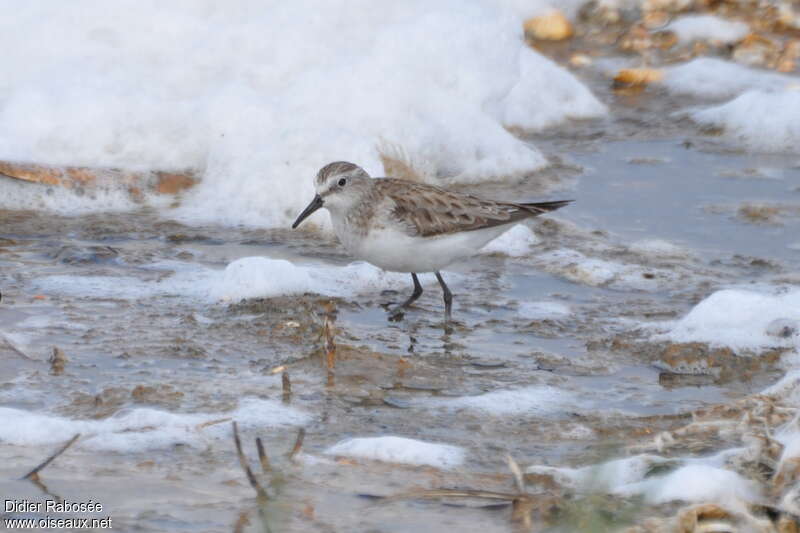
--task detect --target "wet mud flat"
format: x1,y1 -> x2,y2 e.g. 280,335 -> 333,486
1,128 -> 799,531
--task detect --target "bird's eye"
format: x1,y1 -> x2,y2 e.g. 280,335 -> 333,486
338,178 -> 347,187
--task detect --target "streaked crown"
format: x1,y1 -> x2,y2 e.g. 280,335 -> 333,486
316,161 -> 370,185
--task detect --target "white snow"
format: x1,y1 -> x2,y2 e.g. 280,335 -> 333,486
664,58 -> 798,100
0,1 -> 605,227
518,301 -> 572,320
668,15 -> 749,45
691,90 -> 800,153
0,398 -> 309,452
324,436 -> 465,469
480,224 -> 539,257
655,288 -> 800,353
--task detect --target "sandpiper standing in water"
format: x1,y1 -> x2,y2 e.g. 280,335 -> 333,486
292,161 -> 571,322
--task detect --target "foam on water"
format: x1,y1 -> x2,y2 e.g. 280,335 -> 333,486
30,257 -> 457,302
436,385 -> 583,416
664,58 -> 798,99
692,90 -> 800,153
614,464 -> 760,505
654,288 -> 800,353
0,398 -> 310,452
0,0 -> 605,227
667,15 -> 749,45
324,436 -> 465,469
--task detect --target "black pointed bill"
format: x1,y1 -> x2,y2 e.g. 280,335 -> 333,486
292,194 -> 324,229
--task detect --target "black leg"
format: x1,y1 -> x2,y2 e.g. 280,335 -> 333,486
434,271 -> 452,322
389,273 -> 423,319
400,273 -> 423,308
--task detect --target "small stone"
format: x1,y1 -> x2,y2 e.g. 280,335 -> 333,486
613,68 -> 665,90
569,53 -> 592,67
524,10 -> 573,41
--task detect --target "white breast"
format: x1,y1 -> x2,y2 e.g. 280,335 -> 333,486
349,224 -> 512,273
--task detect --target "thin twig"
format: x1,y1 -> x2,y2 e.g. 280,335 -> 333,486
505,454 -> 526,494
287,428 -> 305,461
22,433 -> 80,480
255,437 -> 271,473
232,422 -> 268,500
282,372 -> 291,403
381,488 -> 523,502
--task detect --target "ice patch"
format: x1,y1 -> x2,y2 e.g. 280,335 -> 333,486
664,58 -> 797,99
668,15 -> 749,45
0,1 -> 605,227
691,90 -> 800,153
615,464 -> 760,505
518,301 -> 571,320
32,257 -> 418,302
324,436 -> 465,469
0,398 -> 309,452
654,288 -> 800,353
480,224 -> 539,257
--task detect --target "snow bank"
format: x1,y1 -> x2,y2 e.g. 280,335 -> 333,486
0,398 -> 309,452
0,0 -> 605,226
668,15 -> 749,45
691,90 -> 800,153
655,288 -> 800,353
664,58 -> 797,99
324,436 -> 465,468
480,224 -> 539,257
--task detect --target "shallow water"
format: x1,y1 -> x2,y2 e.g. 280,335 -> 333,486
1,130 -> 798,531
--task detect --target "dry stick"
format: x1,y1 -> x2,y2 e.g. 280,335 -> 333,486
287,428 -> 306,461
232,422 -> 268,500
505,454 -> 526,494
22,433 -> 80,480
255,437 -> 272,473
282,372 -> 291,402
505,454 -> 533,529
384,488 -> 521,502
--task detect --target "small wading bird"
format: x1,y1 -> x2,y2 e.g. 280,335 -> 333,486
292,161 -> 571,322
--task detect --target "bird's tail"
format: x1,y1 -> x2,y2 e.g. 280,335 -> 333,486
519,199 -> 574,214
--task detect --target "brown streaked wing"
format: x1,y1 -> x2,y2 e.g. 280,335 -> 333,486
376,179 -> 566,237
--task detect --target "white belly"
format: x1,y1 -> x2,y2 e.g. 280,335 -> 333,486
343,224 -> 513,273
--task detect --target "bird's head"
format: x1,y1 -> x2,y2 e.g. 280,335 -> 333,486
292,161 -> 372,228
